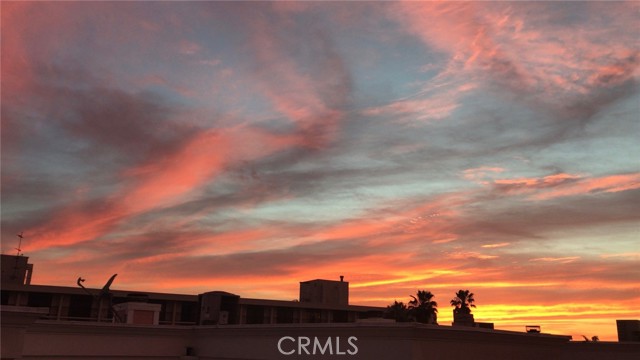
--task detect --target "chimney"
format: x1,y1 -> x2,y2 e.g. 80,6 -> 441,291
340,275 -> 344,282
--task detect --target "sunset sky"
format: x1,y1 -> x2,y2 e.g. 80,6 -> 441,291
2,1 -> 639,341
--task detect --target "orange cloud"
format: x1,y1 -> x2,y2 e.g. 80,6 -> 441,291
481,243 -> 510,248
530,256 -> 580,264
447,251 -> 498,260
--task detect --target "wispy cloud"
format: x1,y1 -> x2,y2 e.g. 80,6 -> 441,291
2,1 -> 638,341
481,243 -> 510,249
530,256 -> 580,264
490,172 -> 640,200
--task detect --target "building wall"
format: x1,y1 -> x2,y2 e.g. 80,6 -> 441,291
1,254 -> 32,285
617,320 -> 640,342
299,279 -> 348,306
21,321 -> 192,360
8,320 -> 640,360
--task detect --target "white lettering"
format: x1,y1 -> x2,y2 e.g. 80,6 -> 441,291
335,336 -> 346,355
277,336 -> 296,355
298,336 -> 311,355
313,337 -> 333,355
347,336 -> 358,355
278,336 -> 359,355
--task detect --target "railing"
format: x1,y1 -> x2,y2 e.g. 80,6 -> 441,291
41,314 -> 115,322
159,320 -> 197,326
40,314 -> 196,325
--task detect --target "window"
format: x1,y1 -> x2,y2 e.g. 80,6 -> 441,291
276,307 -> 295,323
245,305 -> 265,324
27,292 -> 52,308
68,295 -> 93,319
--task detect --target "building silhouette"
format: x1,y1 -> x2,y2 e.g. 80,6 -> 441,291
0,255 -> 383,326
617,320 -> 640,342
2,254 -> 639,360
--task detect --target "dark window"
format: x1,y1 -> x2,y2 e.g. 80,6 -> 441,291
27,292 -> 53,308
276,307 -> 295,323
245,305 -> 265,324
68,295 -> 93,319
1,290 -> 10,305
304,309 -> 322,323
180,302 -> 196,323
312,310 -> 322,323
220,295 -> 239,324
333,310 -> 348,323
112,296 -> 128,305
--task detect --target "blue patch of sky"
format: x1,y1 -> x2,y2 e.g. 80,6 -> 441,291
513,222 -> 640,258
530,96 -> 640,176
245,194 -> 373,225
335,30 -> 444,109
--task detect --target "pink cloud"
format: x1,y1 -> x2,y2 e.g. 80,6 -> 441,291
24,126 -> 302,251
362,95 -> 461,123
493,173 -> 582,193
534,173 -> 640,200
463,166 -> 506,182
246,15 -> 351,147
391,1 -> 640,102
465,170 -> 640,201
178,40 -> 202,56
361,57 -> 478,124
489,172 -> 640,200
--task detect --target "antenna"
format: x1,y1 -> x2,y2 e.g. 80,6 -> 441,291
11,232 -> 26,282
77,274 -> 123,323
15,232 -> 24,256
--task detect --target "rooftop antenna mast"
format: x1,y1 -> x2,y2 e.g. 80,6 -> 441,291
12,232 -> 25,282
15,232 -> 24,256
77,274 -> 123,323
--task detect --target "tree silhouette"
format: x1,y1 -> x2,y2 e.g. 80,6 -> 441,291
450,289 -> 476,315
384,301 -> 411,322
408,290 -> 438,325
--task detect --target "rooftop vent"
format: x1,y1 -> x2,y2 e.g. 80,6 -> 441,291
526,325 -> 541,333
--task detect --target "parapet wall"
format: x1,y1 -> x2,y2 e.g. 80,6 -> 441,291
3,307 -> 639,360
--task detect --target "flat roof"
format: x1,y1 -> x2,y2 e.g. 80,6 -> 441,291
1,283 -> 198,302
240,297 -> 384,312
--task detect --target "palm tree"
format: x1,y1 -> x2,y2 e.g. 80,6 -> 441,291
450,289 -> 476,315
384,301 -> 411,322
408,290 -> 438,325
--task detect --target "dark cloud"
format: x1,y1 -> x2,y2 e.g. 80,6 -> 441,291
452,188 -> 640,247
26,64 -> 196,164
128,239 -> 374,279
0,60 -> 204,250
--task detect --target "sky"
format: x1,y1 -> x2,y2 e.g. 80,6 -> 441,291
1,1 -> 639,341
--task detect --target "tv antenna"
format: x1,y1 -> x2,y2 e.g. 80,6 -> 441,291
16,232 -> 24,256
77,274 -> 122,323
11,232 -> 26,282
